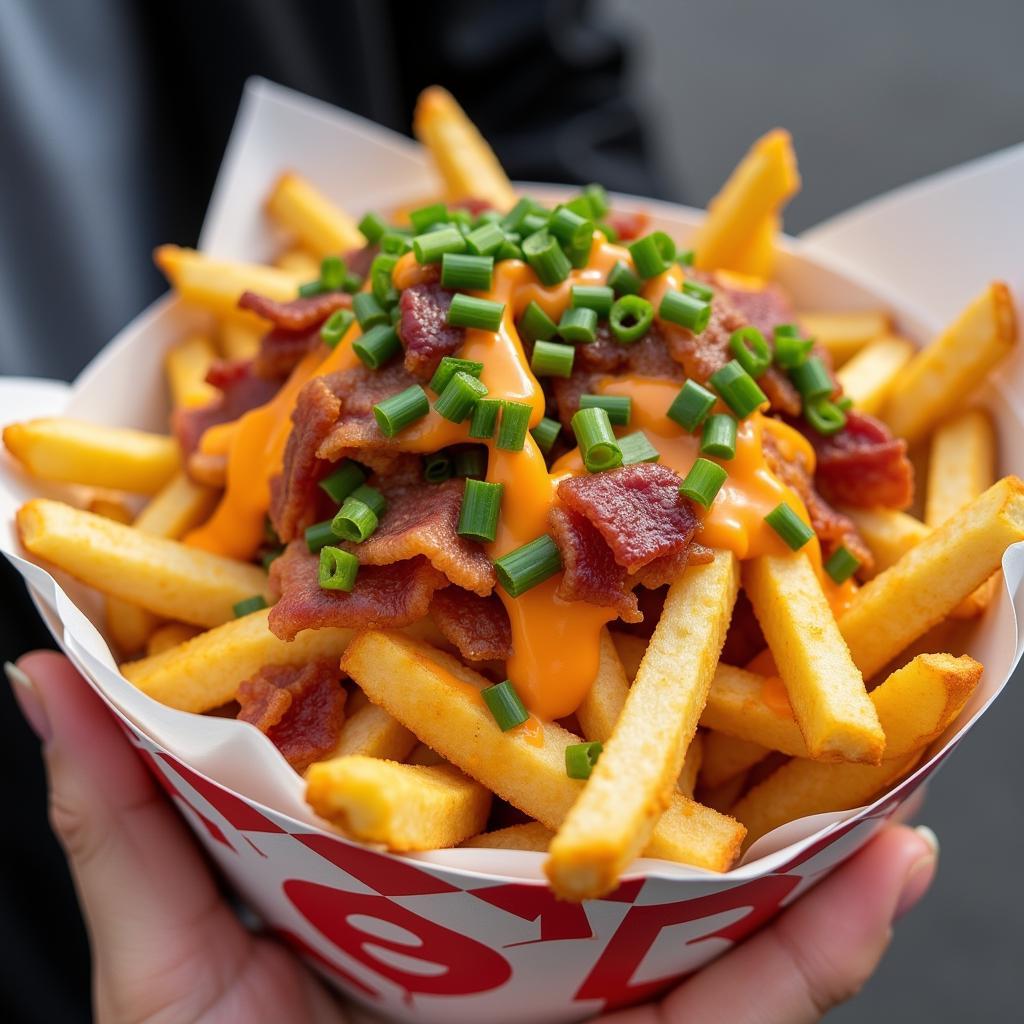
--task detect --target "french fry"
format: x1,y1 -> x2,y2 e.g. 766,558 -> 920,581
701,666 -> 806,757
840,507 -> 930,578
609,630 -> 646,682
700,771 -> 749,814
692,129 -> 800,273
134,471 -> 219,541
218,318 -> 262,361
882,283 -> 1016,443
266,173 -> 364,258
306,757 -> 491,851
4,419 -> 180,494
18,499 -> 270,630
274,247 -> 321,280
726,213 -> 780,279
166,334 -> 219,409
145,622 -> 202,657
699,731 -> 770,789
677,733 -> 704,798
326,701 -> 418,762
835,335 -> 916,415
406,742 -> 444,767
547,551 -> 740,900
798,310 -> 890,367
575,629 -> 630,743
87,497 -> 133,523
839,477 -> 1024,679
413,86 -> 517,211
341,631 -> 744,885
744,553 -> 884,763
462,822 -> 554,852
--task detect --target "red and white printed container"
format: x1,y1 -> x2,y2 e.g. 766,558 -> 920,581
2,80 -> 1024,1023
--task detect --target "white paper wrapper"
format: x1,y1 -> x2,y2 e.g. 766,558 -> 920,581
2,79 -> 1022,1021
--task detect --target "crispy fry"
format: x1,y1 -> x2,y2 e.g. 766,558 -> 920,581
274,247 -> 322,280
106,599 -> 158,655
835,335 -> 916,416
462,822 -> 554,852
218,318 -> 262,361
692,129 -> 800,273
18,499 -> 270,629
840,507 -> 930,578
547,551 -> 740,899
701,666 -> 806,757
4,418 -> 180,494
413,86 -> 517,211
166,334 -> 219,409
306,757 -> 491,851
134,471 -> 219,540
883,283 -> 1016,443
798,310 -> 890,367
699,731 -> 770,789
609,630 -> 646,682
575,628 -> 629,743
677,733 -> 704,798
326,701 -> 417,762
744,553 -> 884,763
342,631 -> 744,886
839,477 -> 1024,678
266,173 -> 364,258
726,213 -> 780,279
145,622 -> 202,657
87,497 -> 133,523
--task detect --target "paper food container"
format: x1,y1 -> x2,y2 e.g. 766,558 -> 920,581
2,80 -> 1023,1023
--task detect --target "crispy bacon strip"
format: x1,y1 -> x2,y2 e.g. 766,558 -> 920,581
238,290 -> 351,332
398,281 -> 466,380
430,588 -> 512,661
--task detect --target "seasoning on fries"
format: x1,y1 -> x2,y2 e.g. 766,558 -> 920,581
7,85 -> 1022,900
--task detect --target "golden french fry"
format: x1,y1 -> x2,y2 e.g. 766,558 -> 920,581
836,335 -> 916,415
883,283 -> 1016,443
18,499 -> 270,630
744,553 -> 884,763
306,756 -> 491,851
145,622 -> 202,657
677,733 -> 704,798
166,334 -> 219,409
839,477 -> 1024,679
341,631 -> 744,885
218,318 -> 262,361
326,701 -> 418,762
701,666 -> 807,757
692,129 -> 800,273
798,310 -> 891,367
575,628 -> 629,743
699,730 -> 770,789
413,86 -> 517,211
4,419 -> 180,494
462,822 -> 554,852
840,507 -> 931,579
726,214 -> 779,279
106,599 -> 158,656
134,471 -> 219,540
266,173 -> 364,257
547,551 -> 740,900
87,497 -> 133,523
609,630 -> 646,682
274,247 -> 322,280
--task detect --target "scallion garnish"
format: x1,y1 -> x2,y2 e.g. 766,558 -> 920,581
519,300 -> 559,342
805,397 -> 847,436
423,452 -> 454,483
700,413 -> 738,459
565,740 -> 603,779
607,260 -> 642,296
349,484 -> 386,518
558,307 -> 598,344
441,252 -> 495,292
412,225 -> 467,264
729,327 -> 771,378
447,293 -> 506,331
353,292 -> 389,330
609,295 -> 654,344
305,520 -> 337,553
465,220 -> 506,257
469,398 -> 502,439
331,497 -> 378,543
358,211 -> 389,244
320,308 -> 355,348
773,329 -> 814,369
629,232 -> 675,278
618,430 -> 661,465
493,535 -> 563,597
789,356 -> 833,401
373,385 -> 430,437
579,393 -> 632,426
497,401 -> 532,451
570,284 -> 614,317
409,202 -> 448,234
319,255 -> 346,291
454,446 -> 486,478
435,371 -> 488,423
709,360 -> 768,418
522,230 -> 572,285
232,595 -> 267,617
530,416 -> 562,455
677,248 -> 695,266
429,356 -> 484,394
457,479 -> 504,543
319,459 -> 366,504
481,679 -> 530,731
297,280 -> 324,298
659,290 -> 712,333
682,279 -> 714,302
765,503 -> 815,550
679,458 -> 727,509
549,206 -> 594,250
318,546 -> 359,592
825,545 -> 860,584
667,379 -> 717,432
353,324 -> 401,369
571,406 -> 623,473
531,340 -> 575,378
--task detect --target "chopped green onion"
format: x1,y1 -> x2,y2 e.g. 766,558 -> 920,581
572,407 -> 623,473
331,497 -> 378,543
423,452 -> 454,484
320,308 -> 355,348
709,360 -> 768,418
353,292 -> 389,329
349,484 -> 386,518
373,385 -> 430,437
522,230 -> 572,285
305,520 -> 337,553
629,232 -> 675,278
318,546 -> 359,592
729,327 -> 771,378
261,547 -> 283,571
774,323 -> 800,338
583,183 -> 609,218
320,255 -> 347,291
449,208 -> 473,231
683,279 -> 714,302
596,220 -> 619,242
353,324 -> 401,369
579,393 -> 632,426
409,202 -> 448,234
390,304 -> 402,326
429,356 -> 484,394
497,401 -> 532,451
454,446 -> 486,478
458,479 -> 504,543
232,595 -> 267,617
481,679 -> 530,731
565,740 -> 603,779
700,413 -> 738,459
379,231 -> 413,256
493,535 -> 563,597
530,416 -> 562,455
609,295 -> 654,344
370,253 -> 399,307
447,293 -> 506,331
358,211 -> 389,244
319,459 -> 366,504
519,300 -> 559,342
469,398 -> 502,439
558,307 -> 598,344
570,285 -> 614,317
502,197 -> 542,234
679,458 -> 727,508
522,211 -> 551,235
618,430 -> 661,465
441,252 -> 494,291
765,503 -> 815,550
531,339 -> 575,378
659,290 -> 712,333
836,395 -> 854,412
773,330 -> 814,369
435,371 -> 488,423
677,248 -> 695,266
495,238 -> 524,261
412,225 -> 467,263
465,220 -> 506,257
297,280 -> 324,297
789,356 -> 833,401
549,206 -> 594,249
825,545 -> 861,584
607,260 -> 642,296
805,397 -> 847,436
667,380 -> 717,431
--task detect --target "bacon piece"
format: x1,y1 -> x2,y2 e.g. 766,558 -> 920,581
709,276 -> 796,338
345,243 -> 378,278
236,659 -> 345,771
557,464 -> 699,572
430,588 -> 512,661
605,209 -> 649,241
632,540 -> 714,589
398,282 -> 466,380
551,369 -> 600,431
238,290 -> 351,332
268,543 -> 446,642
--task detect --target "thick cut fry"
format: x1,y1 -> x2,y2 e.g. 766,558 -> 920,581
326,702 -> 418,762
4,419 -> 180,494
218,318 -> 262,360
744,553 -> 884,763
609,630 -> 646,682
699,731 -> 770,788
836,335 -> 916,416
799,310 -> 890,367
275,247 -> 321,280
692,129 -> 800,273
883,283 -> 1016,443
727,214 -> 779,278
575,629 -> 630,743
134,471 -> 219,541
166,334 -> 219,409
701,666 -> 807,757
342,631 -> 744,884
413,86 -> 516,211
462,822 -> 554,852
87,497 -> 133,523
146,622 -> 202,657
306,757 -> 491,851
839,477 -> 1024,678
547,551 -> 740,900
106,599 -> 158,655
266,173 -> 364,257
841,507 -> 931,578
18,499 -> 270,630
677,733 -> 704,798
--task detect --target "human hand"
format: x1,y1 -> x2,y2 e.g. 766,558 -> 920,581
8,652 -> 937,1024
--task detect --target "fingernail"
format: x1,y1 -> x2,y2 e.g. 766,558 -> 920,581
5,661 -> 52,742
895,825 -> 939,919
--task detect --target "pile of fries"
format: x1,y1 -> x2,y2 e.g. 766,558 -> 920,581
5,86 -> 1022,902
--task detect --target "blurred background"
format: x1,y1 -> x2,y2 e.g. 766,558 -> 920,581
2,1 -> 1022,1020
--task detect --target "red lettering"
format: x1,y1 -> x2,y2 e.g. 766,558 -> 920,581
472,883 -> 592,945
